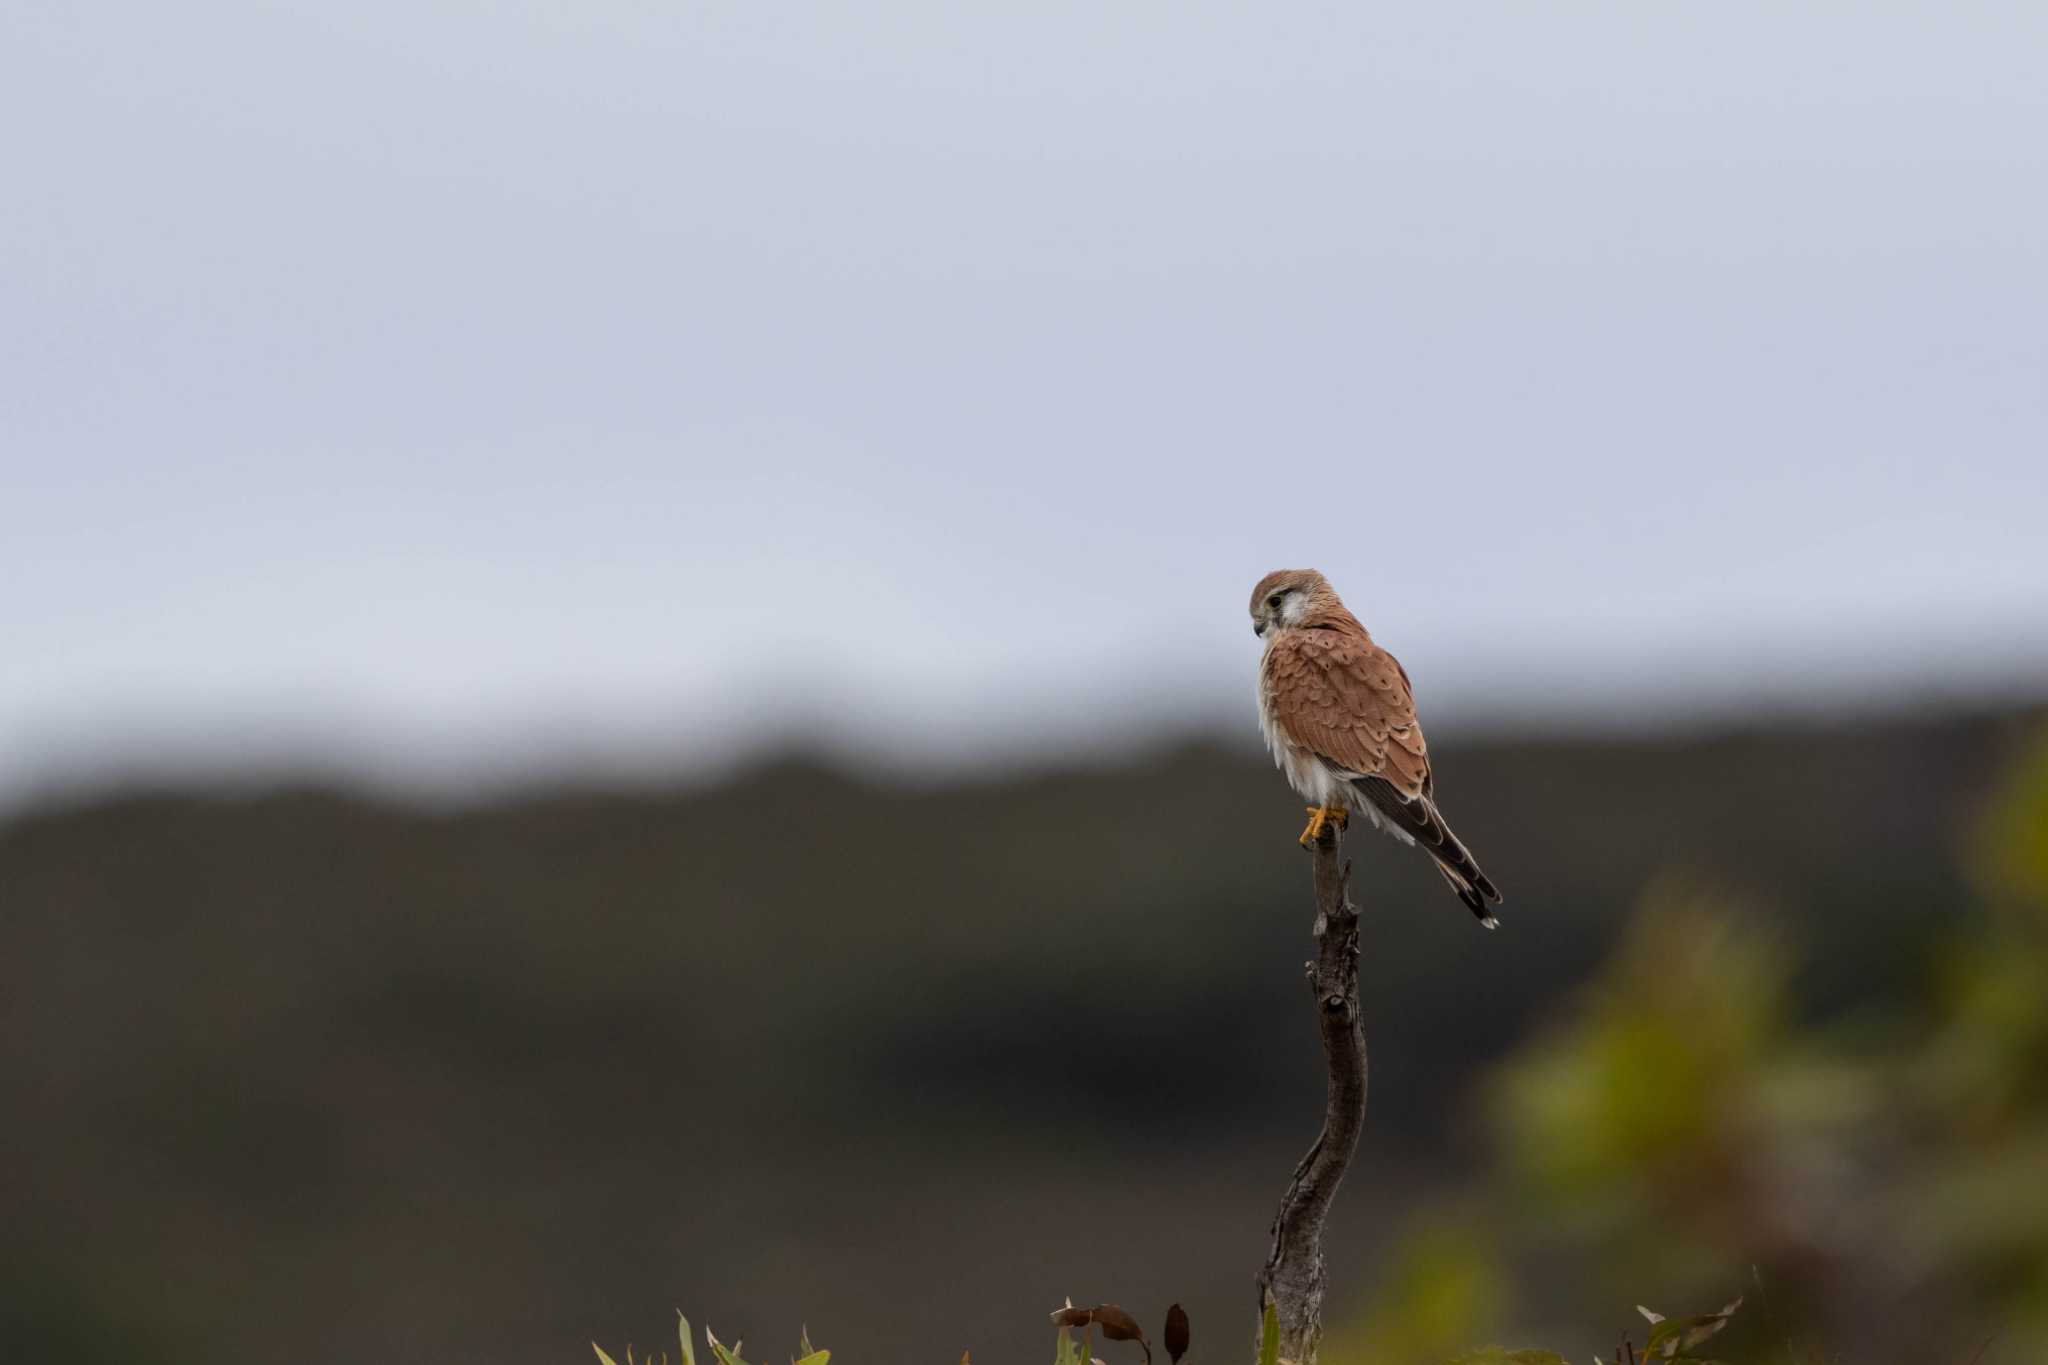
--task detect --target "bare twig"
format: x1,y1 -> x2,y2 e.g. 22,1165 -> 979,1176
1255,820 -> 1366,1365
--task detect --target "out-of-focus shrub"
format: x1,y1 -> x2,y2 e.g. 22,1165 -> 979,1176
1894,725 -> 2048,1360
1345,725 -> 2048,1363
1328,1220 -> 1506,1365
1487,882 -> 1847,1316
1971,723 -> 2048,911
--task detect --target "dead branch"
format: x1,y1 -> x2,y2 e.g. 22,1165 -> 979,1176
1254,819 -> 1366,1365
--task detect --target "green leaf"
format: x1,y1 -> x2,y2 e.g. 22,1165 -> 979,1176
594,1347 -> 621,1365
799,1325 -> 815,1360
706,1328 -> 747,1365
794,1352 -> 830,1365
1446,1350 -> 1571,1365
1641,1297 -> 1740,1360
678,1313 -> 697,1365
1257,1296 -> 1280,1365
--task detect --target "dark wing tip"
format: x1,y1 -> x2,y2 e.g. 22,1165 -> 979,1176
1453,881 -> 1490,920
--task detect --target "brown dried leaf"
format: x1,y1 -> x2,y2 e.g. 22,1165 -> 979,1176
1090,1306 -> 1146,1345
1163,1304 -> 1189,1365
1048,1304 -> 1151,1365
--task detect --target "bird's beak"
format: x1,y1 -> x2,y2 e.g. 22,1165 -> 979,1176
1253,620 -> 1266,638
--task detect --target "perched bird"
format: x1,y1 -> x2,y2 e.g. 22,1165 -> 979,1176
1250,568 -> 1504,927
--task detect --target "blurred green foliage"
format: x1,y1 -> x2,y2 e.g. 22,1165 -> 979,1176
1331,722 -> 2048,1365
1494,884 -> 1793,1210
1344,1223 -> 1507,1365
1972,722 -> 2048,909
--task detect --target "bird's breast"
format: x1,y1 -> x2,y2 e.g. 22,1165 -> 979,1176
1256,648 -> 1285,758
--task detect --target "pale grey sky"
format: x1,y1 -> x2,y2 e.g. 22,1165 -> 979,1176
4,3 -> 2045,798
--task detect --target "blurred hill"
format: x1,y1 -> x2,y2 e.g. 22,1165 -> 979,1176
2,705 -> 2040,1365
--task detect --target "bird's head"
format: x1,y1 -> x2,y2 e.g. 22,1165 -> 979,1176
1249,568 -> 1334,639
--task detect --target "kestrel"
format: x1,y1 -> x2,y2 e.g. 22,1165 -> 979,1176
1250,568 -> 1504,927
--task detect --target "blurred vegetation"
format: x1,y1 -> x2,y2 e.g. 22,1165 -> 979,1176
2,706 -> 2042,1364
592,1312 -> 827,1365
1329,721 -> 2048,1365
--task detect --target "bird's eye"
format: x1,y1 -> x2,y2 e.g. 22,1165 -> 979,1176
1267,594 -> 1282,608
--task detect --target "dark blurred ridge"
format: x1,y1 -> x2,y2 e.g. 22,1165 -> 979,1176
2,703 -> 2040,1365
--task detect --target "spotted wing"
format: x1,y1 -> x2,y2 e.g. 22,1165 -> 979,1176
1266,626 -> 1429,796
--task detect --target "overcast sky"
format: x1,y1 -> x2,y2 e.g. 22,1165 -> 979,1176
4,3 -> 2044,798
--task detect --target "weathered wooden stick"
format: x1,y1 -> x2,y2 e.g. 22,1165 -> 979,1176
1255,819 -> 1366,1365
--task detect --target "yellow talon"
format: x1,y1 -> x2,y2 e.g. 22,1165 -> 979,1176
1297,804 -> 1348,846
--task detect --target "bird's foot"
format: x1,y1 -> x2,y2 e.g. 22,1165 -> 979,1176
1297,805 -> 1348,847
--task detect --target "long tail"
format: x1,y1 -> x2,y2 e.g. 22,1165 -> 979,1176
1354,777 -> 1504,928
